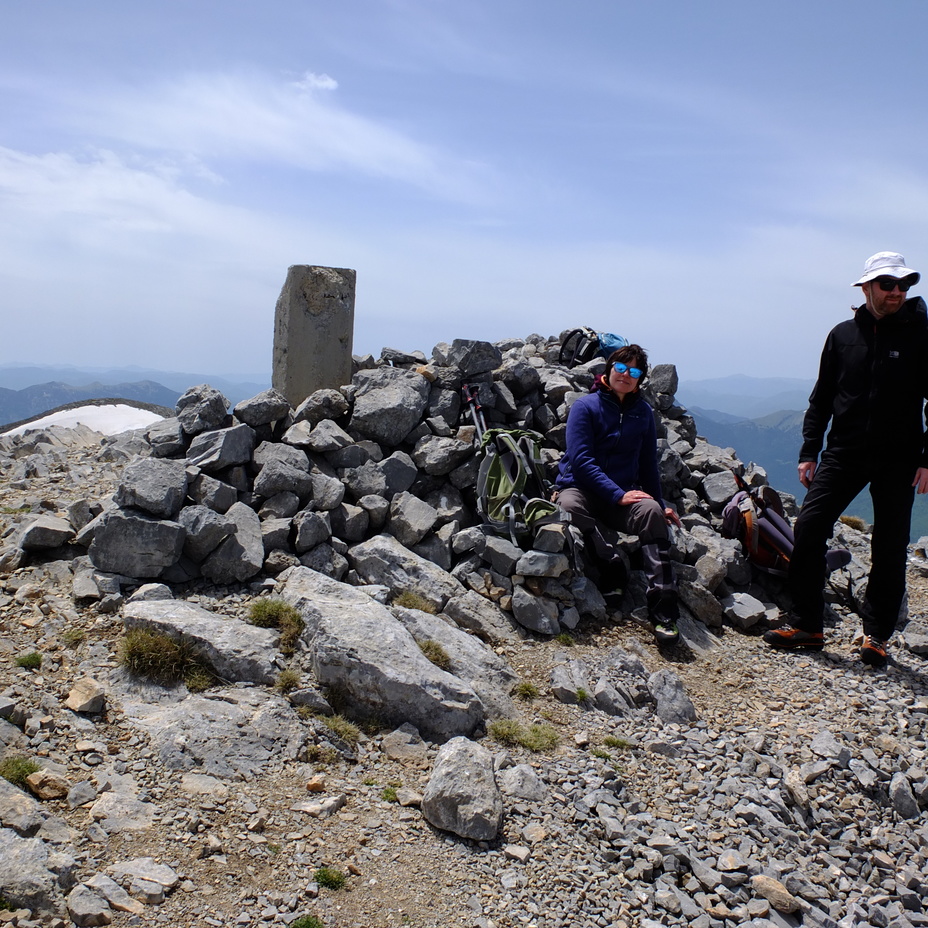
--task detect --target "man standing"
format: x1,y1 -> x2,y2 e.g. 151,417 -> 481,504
765,252 -> 928,665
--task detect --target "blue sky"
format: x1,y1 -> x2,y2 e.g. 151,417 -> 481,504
3,0 -> 928,383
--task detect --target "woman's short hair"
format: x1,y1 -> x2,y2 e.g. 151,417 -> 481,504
606,344 -> 649,379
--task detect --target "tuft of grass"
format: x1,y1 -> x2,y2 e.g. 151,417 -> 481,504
839,515 -> 868,532
184,666 -> 215,693
61,628 -> 86,649
554,632 -> 574,646
591,748 -> 612,760
292,917 -> 325,928
0,894 -> 15,912
575,687 -> 590,703
314,867 -> 347,890
248,599 -> 305,655
488,719 -> 559,753
305,744 -> 339,765
513,681 -> 540,701
392,590 -> 438,614
0,505 -> 30,515
603,735 -> 633,751
15,652 -> 41,670
276,669 -> 301,693
119,629 -> 217,690
418,639 -> 451,671
323,714 -> 360,746
381,786 -> 399,803
0,755 -> 41,789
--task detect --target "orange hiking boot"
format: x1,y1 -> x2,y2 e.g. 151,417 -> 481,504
763,624 -> 824,651
860,636 -> 888,666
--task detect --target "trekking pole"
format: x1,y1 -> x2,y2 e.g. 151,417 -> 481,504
461,383 -> 487,443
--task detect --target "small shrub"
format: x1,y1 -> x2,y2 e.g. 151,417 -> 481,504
381,786 -> 398,803
184,667 -> 215,693
418,639 -> 451,671
276,669 -> 301,693
119,629 -> 216,690
575,687 -> 589,703
513,681 -> 540,701
520,723 -> 559,752
267,843 -> 282,855
291,917 -> 324,928
248,599 -> 305,655
0,755 -> 41,789
0,894 -> 15,912
603,736 -> 632,751
488,719 -> 559,753
487,718 -> 522,746
554,632 -> 574,646
323,715 -> 360,746
362,778 -> 377,787
314,867 -> 347,890
392,590 -> 438,614
305,744 -> 339,765
15,652 -> 41,670
61,628 -> 86,648
839,514 -> 868,532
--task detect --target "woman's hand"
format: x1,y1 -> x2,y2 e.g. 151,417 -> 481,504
618,490 -> 652,505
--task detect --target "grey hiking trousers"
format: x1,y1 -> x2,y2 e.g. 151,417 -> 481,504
556,488 -> 678,618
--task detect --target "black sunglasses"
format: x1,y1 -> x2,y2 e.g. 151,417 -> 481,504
875,276 -> 917,292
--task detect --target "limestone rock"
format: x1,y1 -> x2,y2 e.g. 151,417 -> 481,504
281,567 -> 483,740
421,737 -> 503,840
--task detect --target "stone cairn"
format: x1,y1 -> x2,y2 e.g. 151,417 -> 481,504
4,331 -> 867,644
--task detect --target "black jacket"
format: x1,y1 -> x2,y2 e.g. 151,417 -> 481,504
800,296 -> 928,468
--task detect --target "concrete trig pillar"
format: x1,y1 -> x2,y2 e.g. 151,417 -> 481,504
272,265 -> 355,407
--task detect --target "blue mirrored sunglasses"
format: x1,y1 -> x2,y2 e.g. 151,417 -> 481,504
614,362 -> 643,379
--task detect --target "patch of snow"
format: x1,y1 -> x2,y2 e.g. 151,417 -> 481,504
1,404 -> 165,437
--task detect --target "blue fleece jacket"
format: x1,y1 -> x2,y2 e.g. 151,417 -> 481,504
555,384 -> 664,508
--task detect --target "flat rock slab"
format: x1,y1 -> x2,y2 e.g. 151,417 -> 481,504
116,688 -> 306,779
122,600 -> 279,685
281,567 -> 484,741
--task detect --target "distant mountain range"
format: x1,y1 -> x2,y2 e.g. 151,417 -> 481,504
0,365 -> 270,428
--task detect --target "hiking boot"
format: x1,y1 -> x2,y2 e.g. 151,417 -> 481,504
653,619 -> 679,646
763,624 -> 824,651
860,636 -> 888,667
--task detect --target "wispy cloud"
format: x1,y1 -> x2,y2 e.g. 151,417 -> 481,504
57,68 -> 493,202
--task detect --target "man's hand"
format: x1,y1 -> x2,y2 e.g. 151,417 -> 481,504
664,507 -> 682,527
798,461 -> 816,488
618,490 -> 652,505
914,468 -> 928,494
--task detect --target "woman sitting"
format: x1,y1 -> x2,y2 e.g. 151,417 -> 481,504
555,344 -> 682,644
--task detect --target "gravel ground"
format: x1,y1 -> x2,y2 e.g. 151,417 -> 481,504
2,432 -> 928,928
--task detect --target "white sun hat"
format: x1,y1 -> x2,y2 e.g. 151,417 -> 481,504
853,251 -> 920,286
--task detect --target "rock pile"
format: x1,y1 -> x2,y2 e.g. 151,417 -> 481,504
0,332 -> 857,639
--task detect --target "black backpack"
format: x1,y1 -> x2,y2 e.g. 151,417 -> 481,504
559,328 -> 629,368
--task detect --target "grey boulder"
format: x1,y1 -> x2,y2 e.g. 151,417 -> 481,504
421,737 -> 503,840
280,567 -> 483,741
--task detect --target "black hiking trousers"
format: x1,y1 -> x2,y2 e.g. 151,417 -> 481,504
789,452 -> 914,640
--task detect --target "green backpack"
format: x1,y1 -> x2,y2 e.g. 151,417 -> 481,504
475,429 -> 565,547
